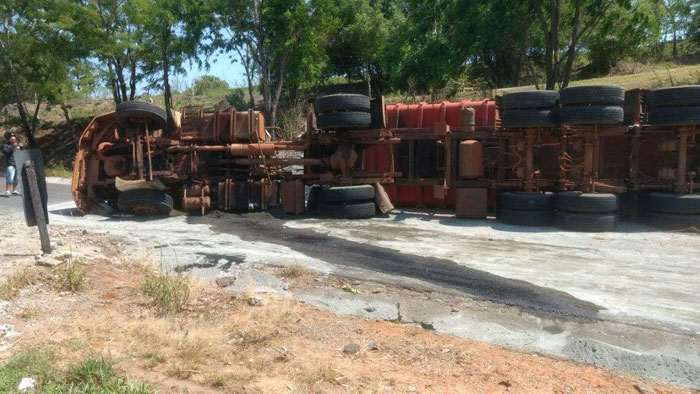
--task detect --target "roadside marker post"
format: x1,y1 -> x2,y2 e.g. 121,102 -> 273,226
16,150 -> 52,255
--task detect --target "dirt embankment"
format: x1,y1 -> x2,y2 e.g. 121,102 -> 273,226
0,218 -> 691,393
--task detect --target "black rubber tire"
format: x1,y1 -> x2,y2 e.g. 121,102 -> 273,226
556,192 -> 619,213
498,208 -> 553,226
559,105 -> 624,125
501,109 -> 558,128
317,111 -> 371,130
318,185 -> 375,203
645,212 -> 700,230
321,201 -> 376,219
554,211 -> 618,232
649,86 -> 700,108
646,193 -> 700,214
502,91 -> 559,110
499,192 -> 554,211
315,94 -> 371,114
648,107 -> 700,126
115,101 -> 168,130
559,85 -> 625,106
117,189 -> 173,216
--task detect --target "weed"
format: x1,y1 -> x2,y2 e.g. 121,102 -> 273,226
56,262 -> 86,292
166,362 -> 199,380
142,352 -> 166,369
140,270 -> 190,314
0,348 -> 57,392
0,268 -> 36,300
281,264 -> 308,279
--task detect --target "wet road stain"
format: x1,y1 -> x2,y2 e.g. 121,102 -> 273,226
189,211 -> 602,321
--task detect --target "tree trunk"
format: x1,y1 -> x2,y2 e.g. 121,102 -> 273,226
161,25 -> 174,126
560,0 -> 583,88
60,103 -> 72,125
114,57 -> 128,102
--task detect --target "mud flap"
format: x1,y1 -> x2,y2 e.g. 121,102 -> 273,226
373,183 -> 394,214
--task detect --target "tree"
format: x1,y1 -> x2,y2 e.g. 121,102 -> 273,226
0,1 -> 90,146
135,0 -> 208,125
210,0 -> 332,126
191,75 -> 230,96
324,0 -> 395,96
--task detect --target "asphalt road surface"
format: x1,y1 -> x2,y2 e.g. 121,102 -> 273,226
0,179 -> 74,218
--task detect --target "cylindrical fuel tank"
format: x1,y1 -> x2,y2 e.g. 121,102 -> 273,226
458,140 -> 483,179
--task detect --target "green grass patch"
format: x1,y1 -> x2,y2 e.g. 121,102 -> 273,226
0,349 -> 152,393
44,166 -> 73,179
56,262 -> 86,293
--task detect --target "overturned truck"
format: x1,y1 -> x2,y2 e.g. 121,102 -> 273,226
72,85 -> 700,231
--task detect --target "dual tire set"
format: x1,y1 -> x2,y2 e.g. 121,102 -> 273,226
309,185 -> 377,219
499,191 -> 619,232
501,84 -> 626,128
648,86 -> 700,126
645,193 -> 700,229
315,94 -> 372,130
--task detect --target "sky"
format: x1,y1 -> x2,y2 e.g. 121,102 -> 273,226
180,50 -> 247,90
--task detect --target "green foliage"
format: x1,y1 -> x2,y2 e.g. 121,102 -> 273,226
190,75 -> 230,96
0,350 -> 152,393
225,88 -> 248,110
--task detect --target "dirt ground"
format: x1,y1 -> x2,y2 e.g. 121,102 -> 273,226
0,218 -> 692,393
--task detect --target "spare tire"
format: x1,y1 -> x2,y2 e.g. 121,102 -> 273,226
649,86 -> 700,108
318,185 -> 375,203
115,101 -> 168,130
499,192 -> 554,211
502,109 -> 558,128
502,91 -> 559,110
646,193 -> 700,214
555,211 -> 618,232
117,189 -> 173,216
321,201 -> 376,219
559,85 -> 625,106
648,107 -> 700,126
315,94 -> 371,114
317,111 -> 371,130
560,105 -> 624,125
556,192 -> 619,213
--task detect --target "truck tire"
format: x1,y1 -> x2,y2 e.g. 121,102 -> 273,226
115,101 -> 168,130
556,192 -> 619,213
645,211 -> 700,230
559,85 -> 625,106
555,211 -> 618,232
499,192 -> 554,211
317,111 -> 371,130
501,109 -> 558,128
315,94 -> 371,114
646,193 -> 700,214
499,208 -> 553,226
648,107 -> 700,126
117,189 -> 173,216
649,86 -> 700,108
559,105 -> 624,125
318,185 -> 376,203
321,201 -> 376,219
502,90 -> 559,110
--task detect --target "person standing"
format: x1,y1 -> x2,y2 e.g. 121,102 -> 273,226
3,132 -> 23,197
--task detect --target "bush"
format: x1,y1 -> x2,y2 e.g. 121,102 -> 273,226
191,75 -> 230,96
225,88 -> 250,110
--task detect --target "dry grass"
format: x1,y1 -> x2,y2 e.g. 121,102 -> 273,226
280,264 -> 308,279
55,262 -> 87,292
0,267 -> 37,300
140,270 -> 190,314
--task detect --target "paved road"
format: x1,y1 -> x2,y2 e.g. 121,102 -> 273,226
0,180 -> 74,217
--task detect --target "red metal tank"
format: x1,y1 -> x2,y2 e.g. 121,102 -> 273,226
385,100 -> 496,130
365,100 -> 496,209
